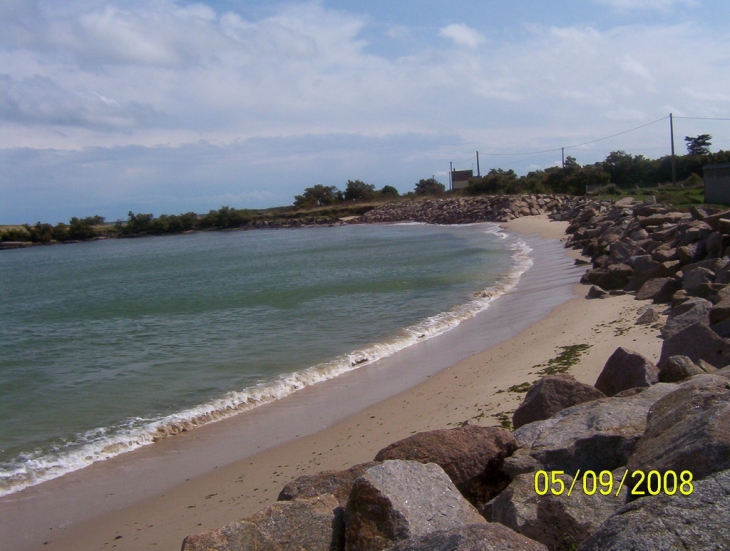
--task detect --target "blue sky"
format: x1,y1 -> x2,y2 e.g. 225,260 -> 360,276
2,0 -> 730,224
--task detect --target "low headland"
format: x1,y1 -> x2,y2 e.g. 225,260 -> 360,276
3,196 -> 730,550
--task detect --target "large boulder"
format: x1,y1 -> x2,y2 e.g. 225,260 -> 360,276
182,494 -> 341,551
278,462 -> 378,507
660,297 -> 711,339
484,472 -> 627,551
577,469 -> 730,551
512,383 -> 677,474
512,375 -> 605,430
658,355 -> 705,382
626,375 -> 730,489
387,523 -> 548,551
374,426 -> 517,506
594,347 -> 659,397
635,277 -> 680,303
658,322 -> 730,369
595,264 -> 633,290
344,460 -> 485,551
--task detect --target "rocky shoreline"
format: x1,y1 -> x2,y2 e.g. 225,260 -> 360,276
0,194 -> 572,250
181,196 -> 730,551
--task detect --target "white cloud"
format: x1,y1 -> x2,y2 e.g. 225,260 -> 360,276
1,1 -> 730,222
438,23 -> 485,49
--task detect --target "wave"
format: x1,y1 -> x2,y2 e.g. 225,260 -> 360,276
0,224 -> 533,497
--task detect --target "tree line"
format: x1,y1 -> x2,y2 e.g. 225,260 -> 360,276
3,135 -> 725,244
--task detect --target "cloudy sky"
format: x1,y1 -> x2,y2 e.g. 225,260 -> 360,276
2,0 -> 730,224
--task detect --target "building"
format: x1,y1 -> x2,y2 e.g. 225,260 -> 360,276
703,163 -> 730,205
451,170 -> 473,191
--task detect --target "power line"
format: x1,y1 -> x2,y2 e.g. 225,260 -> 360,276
475,116 -> 668,157
674,116 -> 730,121
564,116 -> 668,150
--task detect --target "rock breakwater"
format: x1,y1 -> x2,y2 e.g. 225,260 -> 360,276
360,194 -> 570,225
182,196 -> 730,551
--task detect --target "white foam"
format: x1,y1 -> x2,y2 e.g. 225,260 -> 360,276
0,224 -> 533,497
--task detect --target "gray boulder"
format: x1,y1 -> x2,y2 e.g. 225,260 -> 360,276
660,297 -> 712,339
484,472 -> 627,551
594,347 -> 659,397
658,322 -> 730,369
635,277 -> 679,303
586,285 -> 608,299
374,426 -> 517,506
344,460 -> 485,551
578,469 -> 730,551
182,494 -> 341,551
387,523 -> 548,551
626,375 -> 730,489
683,266 -> 715,292
635,306 -> 660,324
512,383 -> 677,474
512,375 -> 605,430
658,355 -> 705,382
710,298 -> 730,325
278,462 -> 378,507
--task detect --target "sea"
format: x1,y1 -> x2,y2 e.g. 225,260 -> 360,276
0,222 -> 531,496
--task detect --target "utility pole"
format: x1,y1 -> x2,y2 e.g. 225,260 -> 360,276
670,113 -> 677,186
476,151 -> 481,177
561,147 -> 565,169
449,162 -> 453,191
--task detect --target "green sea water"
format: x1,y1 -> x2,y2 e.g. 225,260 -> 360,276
0,222 -> 524,495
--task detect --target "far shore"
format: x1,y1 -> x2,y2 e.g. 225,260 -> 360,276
0,215 -> 665,551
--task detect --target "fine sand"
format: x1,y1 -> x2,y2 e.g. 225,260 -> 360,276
1,216 -> 665,551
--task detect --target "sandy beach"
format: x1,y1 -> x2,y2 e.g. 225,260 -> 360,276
1,215 -> 665,551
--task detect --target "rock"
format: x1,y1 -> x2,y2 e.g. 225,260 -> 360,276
484,472 -> 627,551
614,197 -> 635,208
629,255 -> 658,274
182,494 -> 341,551
658,355 -> 705,382
512,383 -> 677,474
626,375 -> 730,489
677,243 -> 700,264
635,277 -> 679,303
278,462 -> 378,507
710,298 -> 730,325
594,347 -> 659,397
658,322 -> 730,369
344,460 -> 485,551
595,264 -> 633,290
625,260 -> 680,292
586,285 -> 608,299
182,520 -> 279,551
374,426 -> 517,506
635,306 -> 660,324
660,297 -> 712,339
683,266 -> 715,292
512,375 -> 605,430
387,523 -> 549,551
578,469 -> 730,551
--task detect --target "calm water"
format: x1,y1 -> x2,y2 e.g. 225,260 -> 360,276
0,222 -> 526,495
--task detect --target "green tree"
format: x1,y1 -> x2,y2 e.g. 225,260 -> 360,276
465,169 -> 517,195
344,180 -> 376,202
124,211 -> 154,234
379,185 -> 400,198
414,178 -> 445,196
294,185 -> 342,208
685,134 -> 712,156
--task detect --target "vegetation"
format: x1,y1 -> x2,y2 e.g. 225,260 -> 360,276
4,141 -> 728,246
533,344 -> 592,376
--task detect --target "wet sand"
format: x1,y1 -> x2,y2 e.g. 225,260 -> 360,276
0,216 -> 665,551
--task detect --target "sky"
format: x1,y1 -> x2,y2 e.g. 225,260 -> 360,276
2,0 -> 730,224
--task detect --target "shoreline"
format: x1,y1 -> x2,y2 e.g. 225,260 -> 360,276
0,215 -> 664,551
